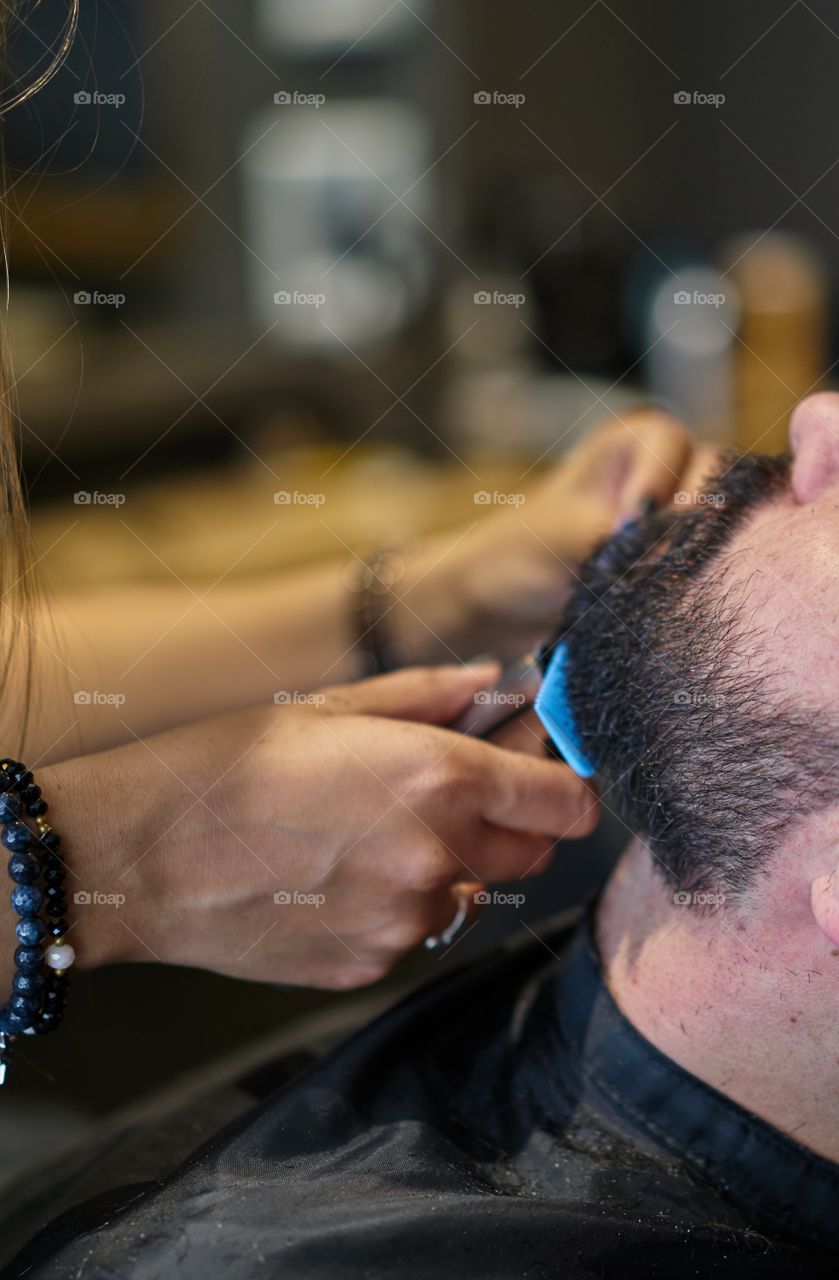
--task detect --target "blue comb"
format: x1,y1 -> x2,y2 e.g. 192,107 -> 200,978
534,642 -> 596,779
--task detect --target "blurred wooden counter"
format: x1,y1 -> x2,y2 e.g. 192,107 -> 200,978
31,444 -> 531,587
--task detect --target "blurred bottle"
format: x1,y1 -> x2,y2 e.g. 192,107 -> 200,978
255,0 -> 426,56
241,99 -> 432,349
645,266 -> 740,441
720,233 -> 828,455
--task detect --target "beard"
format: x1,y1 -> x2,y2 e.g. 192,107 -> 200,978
558,451 -> 839,897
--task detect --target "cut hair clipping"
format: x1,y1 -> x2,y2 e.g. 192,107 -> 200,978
534,642 -> 597,779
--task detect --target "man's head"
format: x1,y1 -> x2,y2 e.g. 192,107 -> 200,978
586,399 -> 839,1160
560,393 -> 839,924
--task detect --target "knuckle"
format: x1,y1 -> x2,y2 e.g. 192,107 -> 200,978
562,788 -> 600,838
518,838 -> 556,877
317,967 -> 353,992
574,800 -> 600,837
351,959 -> 393,988
422,665 -> 451,690
373,913 -> 432,953
317,685 -> 350,712
425,753 -> 480,809
624,405 -> 685,436
402,843 -> 454,892
321,958 -> 392,990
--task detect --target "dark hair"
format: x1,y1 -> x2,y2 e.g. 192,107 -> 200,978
560,452 -> 839,896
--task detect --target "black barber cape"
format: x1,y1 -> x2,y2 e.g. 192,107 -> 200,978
6,910 -> 839,1279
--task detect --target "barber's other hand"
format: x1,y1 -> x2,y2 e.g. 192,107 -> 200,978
399,408 -> 695,663
42,664 -> 596,990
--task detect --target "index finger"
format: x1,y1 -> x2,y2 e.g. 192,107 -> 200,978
671,444 -> 726,506
486,706 -> 546,756
611,409 -> 693,518
468,738 -> 600,839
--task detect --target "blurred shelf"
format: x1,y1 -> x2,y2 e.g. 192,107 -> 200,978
14,316 -> 440,466
6,180 -> 187,272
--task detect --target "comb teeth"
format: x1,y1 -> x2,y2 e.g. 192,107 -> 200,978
534,643 -> 597,779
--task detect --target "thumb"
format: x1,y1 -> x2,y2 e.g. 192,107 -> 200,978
612,410 -> 692,524
320,661 -> 501,725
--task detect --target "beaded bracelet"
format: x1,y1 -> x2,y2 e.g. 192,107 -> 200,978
350,547 -> 406,676
0,759 -> 74,1085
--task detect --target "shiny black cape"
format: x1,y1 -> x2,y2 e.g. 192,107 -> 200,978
6,911 -> 839,1278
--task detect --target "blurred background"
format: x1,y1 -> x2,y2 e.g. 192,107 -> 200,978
2,0 -> 839,1181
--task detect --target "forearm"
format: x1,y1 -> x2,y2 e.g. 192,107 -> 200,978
24,562 -> 356,760
25,539 -> 485,762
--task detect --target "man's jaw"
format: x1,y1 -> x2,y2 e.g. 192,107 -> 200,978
594,835 -> 839,1165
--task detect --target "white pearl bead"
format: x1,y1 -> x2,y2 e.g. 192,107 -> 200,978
45,943 -> 75,971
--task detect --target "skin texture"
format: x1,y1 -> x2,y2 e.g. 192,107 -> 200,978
597,391 -> 839,1165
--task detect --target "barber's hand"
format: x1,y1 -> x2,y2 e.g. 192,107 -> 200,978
43,664 -> 596,990
399,408 -> 696,663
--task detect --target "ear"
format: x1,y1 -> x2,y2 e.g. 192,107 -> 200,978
789,393 -> 839,504
810,865 -> 839,948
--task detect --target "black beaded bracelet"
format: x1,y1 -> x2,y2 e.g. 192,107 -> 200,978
0,759 -> 73,1085
350,548 -> 406,677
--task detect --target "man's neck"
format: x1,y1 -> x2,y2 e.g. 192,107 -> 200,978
596,838 -> 839,1164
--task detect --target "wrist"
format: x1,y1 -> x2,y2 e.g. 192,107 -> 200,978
38,749 -> 148,973
0,757 -> 85,1069
390,539 -> 483,665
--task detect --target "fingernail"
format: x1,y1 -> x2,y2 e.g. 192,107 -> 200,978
495,656 -> 541,692
460,659 -> 500,684
464,654 -> 501,678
